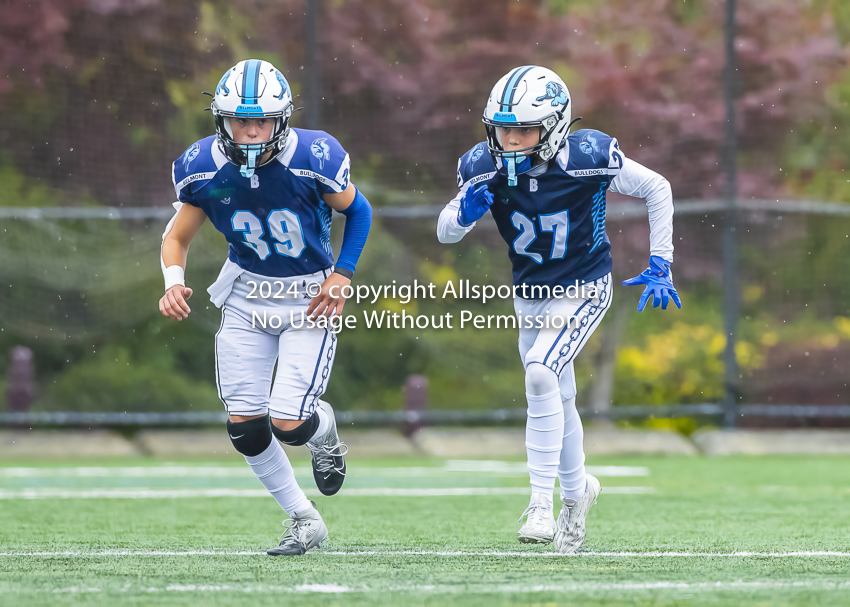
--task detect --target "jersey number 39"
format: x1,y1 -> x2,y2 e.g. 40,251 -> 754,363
511,210 -> 569,264
231,209 -> 306,260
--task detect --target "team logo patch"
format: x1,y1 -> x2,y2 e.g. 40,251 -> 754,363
579,133 -> 601,160
183,143 -> 201,170
536,81 -> 567,107
468,146 -> 484,169
310,137 -> 331,169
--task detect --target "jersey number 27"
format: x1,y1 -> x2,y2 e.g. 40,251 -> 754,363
231,209 -> 305,260
511,210 -> 569,264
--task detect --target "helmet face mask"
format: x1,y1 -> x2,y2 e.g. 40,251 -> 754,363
211,59 -> 294,177
213,114 -> 289,175
482,66 -> 572,185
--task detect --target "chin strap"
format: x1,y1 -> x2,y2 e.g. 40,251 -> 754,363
506,157 -> 517,186
240,149 -> 259,178
505,156 -> 532,187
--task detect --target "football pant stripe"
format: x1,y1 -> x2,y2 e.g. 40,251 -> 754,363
214,306 -> 229,410
298,328 -> 330,419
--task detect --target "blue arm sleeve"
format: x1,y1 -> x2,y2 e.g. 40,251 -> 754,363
333,187 -> 373,278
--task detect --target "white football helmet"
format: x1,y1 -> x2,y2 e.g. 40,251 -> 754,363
483,66 -> 572,185
211,59 -> 294,177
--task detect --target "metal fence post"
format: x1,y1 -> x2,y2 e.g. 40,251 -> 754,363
6,346 -> 35,413
722,0 -> 740,427
303,0 -> 323,129
404,375 -> 428,437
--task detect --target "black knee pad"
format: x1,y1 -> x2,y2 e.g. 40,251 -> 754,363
227,415 -> 273,457
271,411 -> 319,446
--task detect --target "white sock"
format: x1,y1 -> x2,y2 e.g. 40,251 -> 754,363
525,363 -> 564,495
526,389 -> 564,494
245,439 -> 311,515
309,404 -> 331,443
558,396 -> 587,501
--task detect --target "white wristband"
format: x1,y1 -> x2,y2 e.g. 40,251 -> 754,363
163,265 -> 185,291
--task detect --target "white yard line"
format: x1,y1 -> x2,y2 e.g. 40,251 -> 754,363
445,461 -> 650,477
0,464 -> 649,478
15,580 -> 850,595
0,486 -> 654,499
2,550 -> 848,558
0,467 -> 255,478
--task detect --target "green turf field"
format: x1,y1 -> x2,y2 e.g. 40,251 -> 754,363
0,454 -> 849,606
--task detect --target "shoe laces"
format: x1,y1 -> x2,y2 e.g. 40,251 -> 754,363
278,510 -> 318,547
278,518 -> 303,548
518,502 -> 551,524
308,439 -> 349,474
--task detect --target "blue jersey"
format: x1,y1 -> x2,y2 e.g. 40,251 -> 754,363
457,129 -> 622,292
172,128 -> 351,278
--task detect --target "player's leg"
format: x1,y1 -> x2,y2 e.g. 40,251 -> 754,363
554,360 -> 600,552
216,304 -> 325,555
514,297 -> 560,544
557,362 -> 586,501
269,311 -> 346,496
544,274 -> 611,553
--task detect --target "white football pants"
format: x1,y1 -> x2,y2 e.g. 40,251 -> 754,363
215,267 -> 337,420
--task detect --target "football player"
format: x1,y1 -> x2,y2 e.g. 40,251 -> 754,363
159,59 -> 372,555
437,66 -> 680,553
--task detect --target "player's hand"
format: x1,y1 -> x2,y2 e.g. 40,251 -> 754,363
307,272 -> 351,320
159,285 -> 193,321
622,255 -> 682,312
457,184 -> 495,227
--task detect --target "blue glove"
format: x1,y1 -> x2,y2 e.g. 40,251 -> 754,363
457,184 -> 495,227
622,255 -> 682,312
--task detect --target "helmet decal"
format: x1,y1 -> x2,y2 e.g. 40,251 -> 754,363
275,70 -> 289,100
215,71 -> 231,96
310,137 -> 331,169
536,81 -> 568,107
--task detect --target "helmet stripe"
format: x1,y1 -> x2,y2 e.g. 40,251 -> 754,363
241,59 -> 262,105
500,65 -> 534,113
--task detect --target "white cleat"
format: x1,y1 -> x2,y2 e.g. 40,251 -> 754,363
517,492 -> 556,544
554,473 -> 601,554
266,501 -> 328,556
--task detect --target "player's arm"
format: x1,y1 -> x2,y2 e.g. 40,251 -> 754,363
609,155 -> 674,263
159,203 -> 207,321
609,152 -> 681,311
306,183 -> 373,319
438,187 -> 476,243
438,154 -> 495,243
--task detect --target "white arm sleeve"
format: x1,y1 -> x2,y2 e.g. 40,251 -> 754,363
437,188 -> 476,243
161,201 -> 185,287
609,156 -> 674,262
